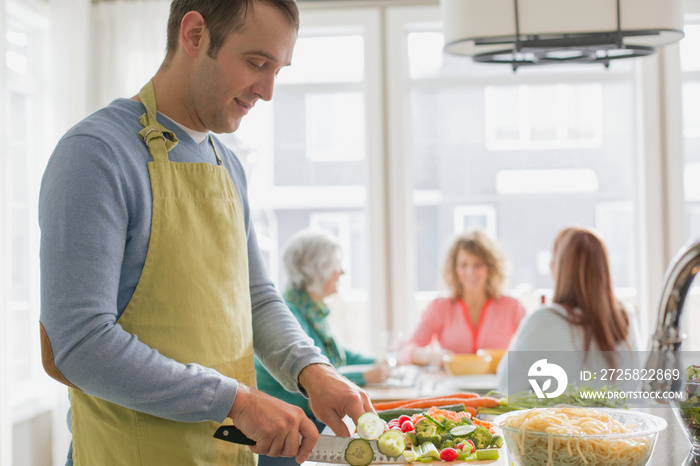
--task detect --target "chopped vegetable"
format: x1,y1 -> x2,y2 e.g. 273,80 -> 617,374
403,408 -> 497,453
345,438 -> 374,466
676,365 -> 700,445
456,440 -> 475,455
356,412 -> 384,441
404,431 -> 418,448
401,420 -> 415,433
475,448 -> 499,461
439,447 -> 459,461
378,430 -> 406,458
376,404 -> 467,422
412,442 -> 441,461
488,434 -> 504,448
468,425 -> 493,449
423,413 -> 445,430
456,450 -> 473,461
410,407 -> 473,426
449,425 -> 476,436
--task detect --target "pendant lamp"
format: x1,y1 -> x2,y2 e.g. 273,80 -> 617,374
442,0 -> 685,70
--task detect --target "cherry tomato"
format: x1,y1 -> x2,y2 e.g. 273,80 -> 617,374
455,443 -> 465,451
397,415 -> 412,425
440,448 -> 459,462
390,426 -> 402,432
400,420 -> 414,433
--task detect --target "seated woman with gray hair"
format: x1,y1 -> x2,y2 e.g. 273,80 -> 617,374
255,228 -> 389,458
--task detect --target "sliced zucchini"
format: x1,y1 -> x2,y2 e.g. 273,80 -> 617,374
356,412 -> 384,440
345,438 -> 374,466
449,424 -> 476,436
377,430 -> 406,458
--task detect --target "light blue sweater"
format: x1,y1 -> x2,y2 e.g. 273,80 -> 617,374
39,98 -> 329,427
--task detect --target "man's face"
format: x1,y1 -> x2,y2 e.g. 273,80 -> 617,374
192,2 -> 296,133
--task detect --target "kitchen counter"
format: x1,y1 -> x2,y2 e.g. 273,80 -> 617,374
306,366 -> 696,465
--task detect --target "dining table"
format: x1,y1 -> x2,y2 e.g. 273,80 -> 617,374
303,365 -> 696,466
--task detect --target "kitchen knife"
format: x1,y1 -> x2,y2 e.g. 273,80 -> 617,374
213,425 -> 407,464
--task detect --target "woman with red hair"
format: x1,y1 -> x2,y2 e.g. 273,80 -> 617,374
497,225 -> 641,393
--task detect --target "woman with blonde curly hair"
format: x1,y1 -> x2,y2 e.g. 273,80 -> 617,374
400,230 -> 526,365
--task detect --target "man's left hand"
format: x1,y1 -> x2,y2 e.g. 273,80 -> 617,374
299,363 -> 374,437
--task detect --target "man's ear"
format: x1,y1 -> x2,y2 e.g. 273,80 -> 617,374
179,11 -> 208,57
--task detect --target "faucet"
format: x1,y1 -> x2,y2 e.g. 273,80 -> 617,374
643,239 -> 700,397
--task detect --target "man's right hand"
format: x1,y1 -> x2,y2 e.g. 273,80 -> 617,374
228,384 -> 319,464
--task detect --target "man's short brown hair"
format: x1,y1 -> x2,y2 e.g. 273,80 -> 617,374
166,0 -> 299,59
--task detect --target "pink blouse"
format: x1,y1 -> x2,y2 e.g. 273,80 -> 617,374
399,296 -> 526,364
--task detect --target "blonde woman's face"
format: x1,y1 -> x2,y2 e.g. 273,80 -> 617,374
455,249 -> 488,294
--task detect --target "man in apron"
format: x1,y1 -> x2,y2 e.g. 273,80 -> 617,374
39,1 -> 373,465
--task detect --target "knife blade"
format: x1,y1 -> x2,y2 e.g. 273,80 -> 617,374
213,425 -> 407,464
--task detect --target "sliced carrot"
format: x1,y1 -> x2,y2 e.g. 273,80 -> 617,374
472,417 -> 496,434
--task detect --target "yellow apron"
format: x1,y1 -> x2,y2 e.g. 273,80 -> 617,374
69,80 -> 257,465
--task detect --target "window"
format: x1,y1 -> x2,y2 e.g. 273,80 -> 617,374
2,0 -> 54,463
485,84 -> 603,150
386,6 -> 642,329
680,16 -> 700,352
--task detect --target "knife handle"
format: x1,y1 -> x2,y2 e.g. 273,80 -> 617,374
213,425 -> 256,446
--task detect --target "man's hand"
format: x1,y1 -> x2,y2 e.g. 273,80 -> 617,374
299,363 -> 374,437
228,384 -> 319,464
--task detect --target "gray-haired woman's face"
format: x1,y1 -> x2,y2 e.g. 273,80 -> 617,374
318,266 -> 344,299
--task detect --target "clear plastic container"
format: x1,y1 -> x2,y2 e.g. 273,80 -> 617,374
494,407 -> 667,466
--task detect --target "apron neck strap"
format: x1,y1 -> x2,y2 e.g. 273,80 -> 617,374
138,79 -> 178,161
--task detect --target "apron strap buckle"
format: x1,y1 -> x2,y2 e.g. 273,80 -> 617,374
142,127 -> 166,146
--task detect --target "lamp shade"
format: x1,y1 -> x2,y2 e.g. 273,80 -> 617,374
442,0 -> 684,68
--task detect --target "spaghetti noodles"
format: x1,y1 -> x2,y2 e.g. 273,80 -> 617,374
496,407 -> 656,466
